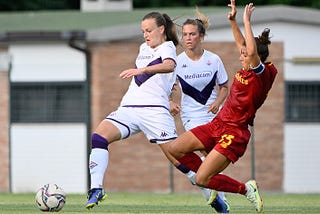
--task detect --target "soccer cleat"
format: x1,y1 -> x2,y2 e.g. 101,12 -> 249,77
85,188 -> 107,209
207,190 -> 230,213
245,180 -> 263,213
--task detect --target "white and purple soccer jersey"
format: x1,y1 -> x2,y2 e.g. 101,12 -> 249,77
105,41 -> 178,144
120,41 -> 177,110
176,50 -> 228,130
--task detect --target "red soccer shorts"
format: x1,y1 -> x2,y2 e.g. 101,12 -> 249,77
191,118 -> 251,163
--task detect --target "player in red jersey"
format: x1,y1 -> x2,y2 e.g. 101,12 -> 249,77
168,1 -> 277,213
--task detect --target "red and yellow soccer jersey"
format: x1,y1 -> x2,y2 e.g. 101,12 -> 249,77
217,62 -> 278,128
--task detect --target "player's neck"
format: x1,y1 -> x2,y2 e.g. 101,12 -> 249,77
185,48 -> 204,61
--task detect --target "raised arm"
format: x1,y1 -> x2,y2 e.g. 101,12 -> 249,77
243,3 -> 261,68
228,0 -> 245,51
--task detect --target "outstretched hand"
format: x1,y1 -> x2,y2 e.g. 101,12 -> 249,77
228,0 -> 237,21
243,3 -> 255,22
119,68 -> 143,78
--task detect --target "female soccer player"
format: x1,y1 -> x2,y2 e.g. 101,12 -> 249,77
85,11 -> 227,213
170,7 -> 230,213
168,1 -> 278,213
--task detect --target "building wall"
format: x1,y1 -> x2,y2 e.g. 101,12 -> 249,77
89,40 -> 284,193
0,68 -> 9,192
0,43 -> 88,193
0,40 -> 284,193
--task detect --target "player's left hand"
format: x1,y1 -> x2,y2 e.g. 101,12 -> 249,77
120,68 -> 143,78
208,101 -> 219,114
170,101 -> 181,116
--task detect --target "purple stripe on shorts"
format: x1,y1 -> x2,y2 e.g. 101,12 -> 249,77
122,105 -> 169,111
149,137 -> 177,144
105,118 -> 131,139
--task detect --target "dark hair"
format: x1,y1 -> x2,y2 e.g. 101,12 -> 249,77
143,12 -> 179,46
255,28 -> 271,62
182,7 -> 209,36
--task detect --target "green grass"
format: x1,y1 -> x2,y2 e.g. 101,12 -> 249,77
0,192 -> 320,213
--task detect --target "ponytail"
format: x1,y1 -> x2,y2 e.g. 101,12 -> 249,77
255,28 -> 271,62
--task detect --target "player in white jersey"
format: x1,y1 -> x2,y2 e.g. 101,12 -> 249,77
176,50 -> 229,130
120,41 -> 177,109
170,8 -> 230,213
85,11 -> 224,212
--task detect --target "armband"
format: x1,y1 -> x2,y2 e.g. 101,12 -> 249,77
250,62 -> 265,74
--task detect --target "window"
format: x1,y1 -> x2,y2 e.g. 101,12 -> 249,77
285,82 -> 320,122
11,82 -> 87,123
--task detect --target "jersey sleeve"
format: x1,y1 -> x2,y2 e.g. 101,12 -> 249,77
159,41 -> 177,65
216,57 -> 229,86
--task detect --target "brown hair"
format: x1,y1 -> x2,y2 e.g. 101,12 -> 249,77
143,12 -> 179,46
182,7 -> 210,36
255,28 -> 271,62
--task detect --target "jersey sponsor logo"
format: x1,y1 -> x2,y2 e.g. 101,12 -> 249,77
184,71 -> 212,79
178,71 -> 217,105
235,73 -> 249,85
137,54 -> 154,60
219,134 -> 235,148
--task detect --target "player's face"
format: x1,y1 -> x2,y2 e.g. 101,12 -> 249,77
240,46 -> 250,70
141,18 -> 165,48
182,24 -> 203,50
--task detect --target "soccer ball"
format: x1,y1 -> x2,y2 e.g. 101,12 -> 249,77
35,183 -> 66,212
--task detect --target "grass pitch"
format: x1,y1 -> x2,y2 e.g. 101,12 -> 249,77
0,192 -> 320,213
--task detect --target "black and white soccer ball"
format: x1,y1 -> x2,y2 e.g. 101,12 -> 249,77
35,183 -> 66,212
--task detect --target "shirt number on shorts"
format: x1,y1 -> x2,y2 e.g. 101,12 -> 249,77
219,134 -> 235,148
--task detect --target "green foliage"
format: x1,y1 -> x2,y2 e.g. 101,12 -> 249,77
0,0 -> 319,11
0,0 -> 80,11
132,0 -> 320,8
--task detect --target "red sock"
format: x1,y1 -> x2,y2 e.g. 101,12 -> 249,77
177,153 -> 202,172
208,174 -> 247,195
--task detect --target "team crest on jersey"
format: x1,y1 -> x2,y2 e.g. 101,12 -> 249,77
207,60 -> 212,65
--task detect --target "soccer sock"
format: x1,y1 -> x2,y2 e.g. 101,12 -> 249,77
89,134 -> 109,189
177,152 -> 202,173
208,174 -> 246,195
176,164 -> 196,185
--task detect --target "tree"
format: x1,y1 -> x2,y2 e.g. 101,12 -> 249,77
0,0 -> 79,11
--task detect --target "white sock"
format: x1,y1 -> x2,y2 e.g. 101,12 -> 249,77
186,170 -> 196,185
89,148 -> 109,189
184,170 -> 212,201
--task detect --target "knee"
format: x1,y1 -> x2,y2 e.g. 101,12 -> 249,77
168,142 -> 178,157
168,142 -> 185,160
195,173 -> 209,187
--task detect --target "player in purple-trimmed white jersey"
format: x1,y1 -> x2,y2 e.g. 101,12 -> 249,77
85,12 -> 179,209
170,7 -> 230,213
85,11 -> 226,212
